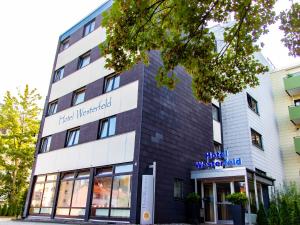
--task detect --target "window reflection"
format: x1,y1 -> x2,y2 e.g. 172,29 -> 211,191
56,171 -> 90,217
91,165 -> 132,219
111,175 -> 131,208
29,174 -> 57,215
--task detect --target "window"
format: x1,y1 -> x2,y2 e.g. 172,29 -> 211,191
83,19 -> 96,36
78,51 -> 91,69
56,171 -> 90,217
99,116 -> 116,139
214,142 -> 222,152
66,128 -> 80,147
251,129 -> 263,149
40,136 -> 52,153
72,87 -> 86,106
53,67 -> 64,82
91,164 -> 133,218
174,179 -> 183,200
212,104 -> 220,122
29,174 -> 58,215
47,100 -> 58,116
104,74 -> 120,93
247,93 -> 259,114
60,37 -> 70,51
295,99 -> 300,106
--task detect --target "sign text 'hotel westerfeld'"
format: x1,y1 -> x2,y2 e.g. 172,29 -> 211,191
58,97 -> 112,125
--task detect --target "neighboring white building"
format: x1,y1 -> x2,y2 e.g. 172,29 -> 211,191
270,64 -> 300,188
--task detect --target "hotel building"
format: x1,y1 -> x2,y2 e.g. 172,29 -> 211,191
23,1 -> 284,224
270,64 -> 300,188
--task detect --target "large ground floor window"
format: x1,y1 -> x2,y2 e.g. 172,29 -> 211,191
29,174 -> 58,215
29,163 -> 133,220
91,164 -> 133,219
56,171 -> 90,217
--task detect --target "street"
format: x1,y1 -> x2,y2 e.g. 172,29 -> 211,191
0,218 -> 76,225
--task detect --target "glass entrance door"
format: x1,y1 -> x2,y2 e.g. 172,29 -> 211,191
216,183 -> 232,222
204,183 -> 215,222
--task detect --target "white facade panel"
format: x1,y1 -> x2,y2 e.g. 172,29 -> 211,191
213,120 -> 222,143
55,27 -> 106,70
247,73 -> 284,187
49,57 -> 114,102
43,81 -> 139,137
34,131 -> 136,175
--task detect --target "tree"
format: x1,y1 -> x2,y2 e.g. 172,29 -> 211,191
0,85 -> 41,210
100,0 -> 299,103
280,2 -> 300,57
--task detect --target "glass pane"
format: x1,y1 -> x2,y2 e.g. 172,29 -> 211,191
95,208 -> 109,217
56,208 -> 70,216
62,173 -> 75,180
105,78 -> 114,92
73,130 -> 80,145
81,56 -> 90,68
71,179 -> 89,207
96,167 -> 113,176
70,208 -> 85,216
234,181 -> 246,193
40,207 -> 52,214
45,136 -> 51,152
36,175 -> 46,182
217,204 -> 232,220
204,184 -> 214,222
108,117 -> 116,136
77,171 -> 90,178
115,164 -> 133,174
113,76 -> 120,89
100,121 -> 109,138
111,175 -> 131,208
57,180 -> 74,207
110,209 -> 130,218
74,91 -> 85,105
216,183 -> 231,203
90,21 -> 95,32
46,174 -> 58,181
41,182 -> 56,207
30,183 -> 44,207
92,177 -> 112,210
84,26 -> 89,36
29,208 -> 40,214
67,131 -> 75,146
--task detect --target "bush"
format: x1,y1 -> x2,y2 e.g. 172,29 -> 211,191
291,201 -> 300,225
186,192 -> 200,203
257,203 -> 269,225
280,199 -> 291,225
268,202 -> 280,225
226,192 -> 248,206
2,204 -> 8,216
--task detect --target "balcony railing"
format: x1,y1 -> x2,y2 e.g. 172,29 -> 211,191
289,105 -> 300,125
284,72 -> 300,96
293,136 -> 300,155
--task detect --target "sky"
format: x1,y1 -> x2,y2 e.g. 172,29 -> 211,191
0,0 -> 299,104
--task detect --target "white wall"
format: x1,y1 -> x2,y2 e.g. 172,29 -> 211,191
35,131 -> 136,175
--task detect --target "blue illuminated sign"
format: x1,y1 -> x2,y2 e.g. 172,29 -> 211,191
195,150 -> 242,169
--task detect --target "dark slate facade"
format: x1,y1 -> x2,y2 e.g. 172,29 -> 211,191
135,51 -> 213,223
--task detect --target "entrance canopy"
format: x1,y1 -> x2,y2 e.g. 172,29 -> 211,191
191,167 -> 275,186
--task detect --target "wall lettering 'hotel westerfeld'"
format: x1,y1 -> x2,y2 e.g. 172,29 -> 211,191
59,97 -> 112,125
